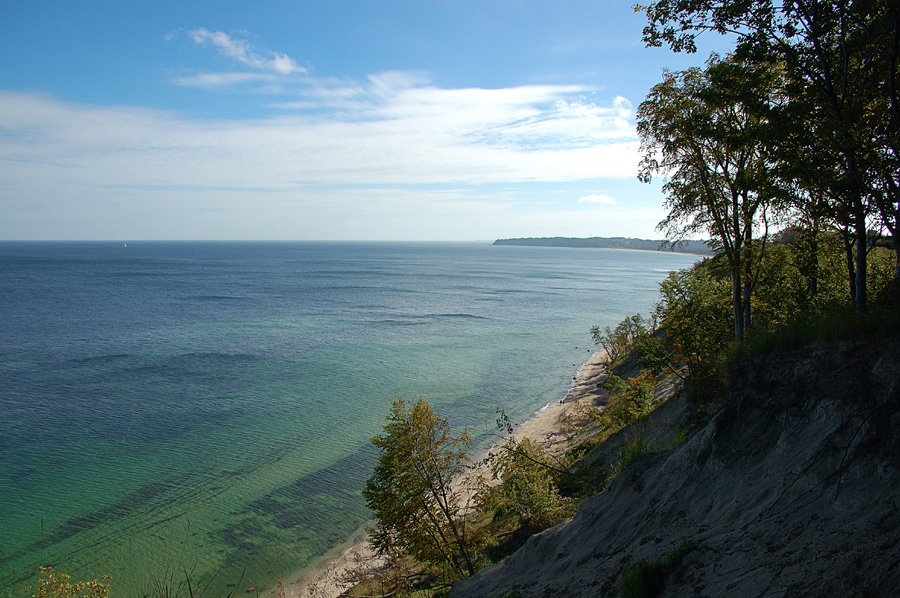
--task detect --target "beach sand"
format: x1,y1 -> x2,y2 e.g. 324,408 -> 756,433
274,350 -> 609,598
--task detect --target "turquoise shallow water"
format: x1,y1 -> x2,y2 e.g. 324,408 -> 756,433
0,241 -> 699,596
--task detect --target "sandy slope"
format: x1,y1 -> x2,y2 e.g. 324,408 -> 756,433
452,339 -> 900,597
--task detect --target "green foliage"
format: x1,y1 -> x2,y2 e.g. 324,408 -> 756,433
363,397 -> 477,577
631,332 -> 675,378
27,568 -> 111,598
654,262 -> 732,401
639,0 -> 900,314
726,241 -> 900,357
591,314 -> 652,364
650,235 -> 899,390
733,301 -> 900,360
591,313 -> 689,381
481,438 -> 570,532
616,437 -> 659,472
597,372 -> 658,433
617,541 -> 695,598
749,234 -> 886,328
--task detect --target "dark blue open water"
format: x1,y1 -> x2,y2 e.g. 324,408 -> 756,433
0,241 -> 698,596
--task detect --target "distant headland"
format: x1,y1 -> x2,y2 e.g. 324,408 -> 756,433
493,236 -> 712,255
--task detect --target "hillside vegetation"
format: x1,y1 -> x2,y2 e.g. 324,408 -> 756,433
453,335 -> 900,597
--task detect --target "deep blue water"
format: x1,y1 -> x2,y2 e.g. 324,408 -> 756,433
0,241 -> 698,596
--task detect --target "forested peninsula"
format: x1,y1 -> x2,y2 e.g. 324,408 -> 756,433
493,237 -> 713,255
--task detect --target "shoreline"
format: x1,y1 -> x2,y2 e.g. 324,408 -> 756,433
274,349 -> 609,598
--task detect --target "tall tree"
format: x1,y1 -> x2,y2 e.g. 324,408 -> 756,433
637,54 -> 779,340
363,397 -> 477,577
639,0 -> 898,312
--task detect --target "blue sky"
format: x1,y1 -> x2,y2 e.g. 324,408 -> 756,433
0,1 -> 729,241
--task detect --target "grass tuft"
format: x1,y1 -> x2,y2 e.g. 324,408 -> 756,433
617,541 -> 695,598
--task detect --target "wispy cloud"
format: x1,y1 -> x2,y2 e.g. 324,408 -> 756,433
0,75 -> 645,238
173,72 -> 283,89
578,193 -> 617,204
0,75 -> 640,187
186,28 -> 307,75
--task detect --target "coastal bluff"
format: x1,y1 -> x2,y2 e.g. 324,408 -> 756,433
452,338 -> 900,597
493,237 -> 712,255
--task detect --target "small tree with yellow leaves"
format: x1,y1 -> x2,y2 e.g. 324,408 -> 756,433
364,397 -> 477,577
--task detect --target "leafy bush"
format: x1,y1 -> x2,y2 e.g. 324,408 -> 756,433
653,263 -> 731,401
482,438 -> 570,532
591,314 -> 653,365
596,372 -> 658,433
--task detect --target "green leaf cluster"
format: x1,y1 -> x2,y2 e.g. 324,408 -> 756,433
481,438 -> 570,532
597,372 -> 659,434
363,397 -> 477,577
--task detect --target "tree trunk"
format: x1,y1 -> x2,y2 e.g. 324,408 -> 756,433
742,227 -> 753,332
854,201 -> 868,313
732,268 -> 744,341
809,223 -> 819,298
894,208 -> 900,285
894,230 -> 900,284
892,220 -> 900,301
843,228 -> 857,306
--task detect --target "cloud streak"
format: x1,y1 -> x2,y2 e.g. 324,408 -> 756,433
578,193 -> 616,204
0,74 -> 645,239
187,28 -> 307,75
0,75 -> 638,186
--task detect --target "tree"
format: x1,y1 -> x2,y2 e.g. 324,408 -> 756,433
363,397 -> 477,577
637,53 -> 780,339
598,372 -> 659,433
590,313 -> 652,363
654,262 -> 732,397
638,0 -> 900,312
481,438 -> 569,533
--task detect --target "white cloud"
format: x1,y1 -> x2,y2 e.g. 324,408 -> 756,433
578,194 -> 617,204
2,74 -> 641,186
187,28 -> 307,75
0,77 -> 649,239
173,72 -> 282,89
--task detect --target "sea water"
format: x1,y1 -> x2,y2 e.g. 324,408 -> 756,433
0,241 -> 699,596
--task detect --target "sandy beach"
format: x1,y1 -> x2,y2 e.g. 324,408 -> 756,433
274,350 -> 609,598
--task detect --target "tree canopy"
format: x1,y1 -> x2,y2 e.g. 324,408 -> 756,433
637,53 -> 782,339
637,0 -> 900,311
363,397 -> 477,577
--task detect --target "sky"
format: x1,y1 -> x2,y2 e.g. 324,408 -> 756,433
0,1 -> 731,241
